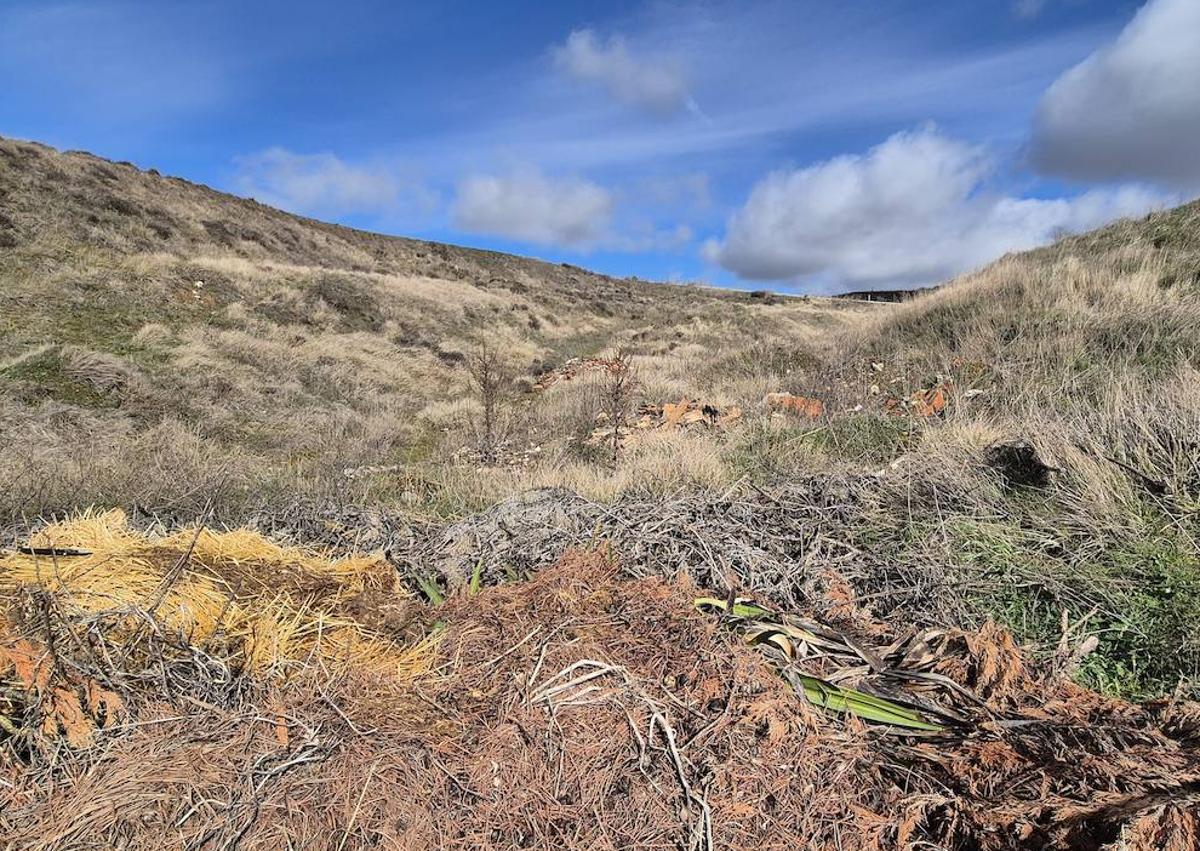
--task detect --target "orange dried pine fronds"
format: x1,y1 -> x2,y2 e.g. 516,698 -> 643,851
0,636 -> 52,691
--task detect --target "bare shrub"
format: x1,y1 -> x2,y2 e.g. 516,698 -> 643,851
596,348 -> 637,464
466,342 -> 516,463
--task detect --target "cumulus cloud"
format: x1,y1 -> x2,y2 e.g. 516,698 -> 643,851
706,126 -> 1168,291
453,169 -> 614,247
232,148 -> 403,217
553,29 -> 695,115
1030,0 -> 1200,188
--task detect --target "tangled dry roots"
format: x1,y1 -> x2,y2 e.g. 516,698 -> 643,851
1,516 -> 1199,849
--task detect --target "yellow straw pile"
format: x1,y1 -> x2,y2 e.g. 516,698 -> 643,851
1,509 -> 435,679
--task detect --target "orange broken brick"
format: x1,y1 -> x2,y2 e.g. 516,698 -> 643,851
764,392 -> 825,419
883,382 -> 952,417
911,383 -> 951,417
85,680 -> 126,729
3,631 -> 128,748
41,687 -> 94,748
661,398 -> 693,428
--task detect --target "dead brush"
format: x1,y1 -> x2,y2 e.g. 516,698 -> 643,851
464,341 -> 516,464
0,512 -> 432,734
3,532 -> 1200,849
593,347 -> 637,464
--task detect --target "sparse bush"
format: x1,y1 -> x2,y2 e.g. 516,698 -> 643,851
312,274 -> 384,331
1,346 -> 114,408
596,348 -> 636,464
466,342 -> 516,462
701,340 -> 822,387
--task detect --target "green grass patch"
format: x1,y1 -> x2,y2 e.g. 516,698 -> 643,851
0,348 -> 115,408
1076,530 -> 1200,699
807,414 -> 914,464
945,512 -> 1200,700
724,420 -> 825,483
726,413 -> 913,483
944,517 -> 1069,648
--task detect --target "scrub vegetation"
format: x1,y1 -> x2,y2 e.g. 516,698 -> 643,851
4,135 -> 1200,698
3,135 -> 1200,848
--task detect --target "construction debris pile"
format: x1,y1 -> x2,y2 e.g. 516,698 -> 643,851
763,383 -> 956,421
2,511 -> 1199,849
638,397 -> 744,430
883,381 -> 953,418
532,356 -> 627,391
586,397 -> 743,447
764,391 -> 826,418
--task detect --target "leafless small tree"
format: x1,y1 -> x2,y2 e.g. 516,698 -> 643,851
599,348 -> 637,464
466,342 -> 514,462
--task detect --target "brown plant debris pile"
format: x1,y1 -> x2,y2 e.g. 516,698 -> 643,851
391,479 -> 895,604
2,514 -> 1200,849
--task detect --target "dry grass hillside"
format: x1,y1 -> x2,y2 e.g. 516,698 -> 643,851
4,135 -> 1200,702
0,135 -> 866,523
820,200 -> 1200,699
3,137 -> 1200,847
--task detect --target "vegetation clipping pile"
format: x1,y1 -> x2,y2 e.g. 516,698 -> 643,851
2,512 -> 1199,849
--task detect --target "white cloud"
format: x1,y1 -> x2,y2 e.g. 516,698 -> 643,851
1030,0 -> 1200,188
553,29 -> 694,115
232,148 -> 404,218
414,9 -> 1106,179
453,169 -> 614,247
706,126 -> 1169,291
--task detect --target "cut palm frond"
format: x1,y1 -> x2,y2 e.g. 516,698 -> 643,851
696,595 -> 950,733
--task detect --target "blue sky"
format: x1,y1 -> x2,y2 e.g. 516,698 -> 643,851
3,0 -> 1198,292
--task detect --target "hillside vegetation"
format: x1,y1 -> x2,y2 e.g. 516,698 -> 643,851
3,135 -> 1200,701
829,201 -> 1200,698
4,136 -> 1200,849
0,135 -> 864,522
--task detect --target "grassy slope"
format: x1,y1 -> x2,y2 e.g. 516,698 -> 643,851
0,135 -> 865,521
3,134 -> 1199,698
825,200 -> 1200,697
